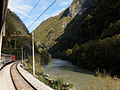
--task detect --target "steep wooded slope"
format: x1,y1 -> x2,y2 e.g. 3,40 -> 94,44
2,9 -> 31,59
34,0 -> 120,75
3,9 -> 51,64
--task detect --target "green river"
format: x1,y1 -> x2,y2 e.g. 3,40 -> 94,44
44,58 -> 101,90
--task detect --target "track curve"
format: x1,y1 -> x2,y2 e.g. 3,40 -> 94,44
10,62 -> 36,90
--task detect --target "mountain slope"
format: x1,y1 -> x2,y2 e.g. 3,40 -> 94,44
34,0 -> 120,75
3,9 -> 51,64
34,0 -> 85,51
34,12 -> 72,50
6,9 -> 29,35
2,9 -> 31,59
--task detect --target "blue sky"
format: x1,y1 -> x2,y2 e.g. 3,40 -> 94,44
8,0 -> 72,32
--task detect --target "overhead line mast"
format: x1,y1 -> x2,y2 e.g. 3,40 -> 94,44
24,0 -> 58,75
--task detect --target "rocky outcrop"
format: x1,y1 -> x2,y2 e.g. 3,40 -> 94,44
63,0 -> 97,17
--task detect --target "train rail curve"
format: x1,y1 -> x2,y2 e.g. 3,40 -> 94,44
10,62 -> 36,90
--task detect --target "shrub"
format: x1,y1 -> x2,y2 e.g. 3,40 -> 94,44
65,34 -> 120,75
102,20 -> 120,38
25,56 -> 44,74
40,49 -> 51,65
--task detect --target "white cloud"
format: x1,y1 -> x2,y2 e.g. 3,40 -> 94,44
50,8 -> 66,17
8,0 -> 72,32
59,1 -> 70,6
8,0 -> 33,16
58,0 -> 72,6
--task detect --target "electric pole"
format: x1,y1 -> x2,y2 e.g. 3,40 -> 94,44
0,31 -> 3,60
21,46 -> 23,64
24,50 -> 26,60
32,32 -> 35,76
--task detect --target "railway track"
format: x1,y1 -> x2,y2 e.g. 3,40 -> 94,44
10,62 -> 37,90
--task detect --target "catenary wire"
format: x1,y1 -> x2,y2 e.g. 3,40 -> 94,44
28,0 -> 58,29
24,0 -> 41,21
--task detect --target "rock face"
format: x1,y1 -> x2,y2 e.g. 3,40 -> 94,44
64,0 -> 97,17
69,0 -> 81,17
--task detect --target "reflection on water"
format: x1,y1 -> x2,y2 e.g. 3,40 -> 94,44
44,58 -> 97,90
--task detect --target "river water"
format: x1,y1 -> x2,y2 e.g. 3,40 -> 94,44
44,58 -> 98,90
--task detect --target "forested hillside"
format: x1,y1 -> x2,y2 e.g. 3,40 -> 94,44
34,13 -> 72,50
2,9 -> 31,59
3,9 -> 51,64
34,0 -> 120,75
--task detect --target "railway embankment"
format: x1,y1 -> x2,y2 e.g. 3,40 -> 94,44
17,63 -> 53,90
